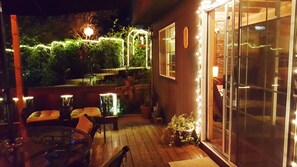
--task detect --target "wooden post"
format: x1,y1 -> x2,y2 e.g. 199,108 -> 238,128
10,15 -> 25,117
10,14 -> 30,167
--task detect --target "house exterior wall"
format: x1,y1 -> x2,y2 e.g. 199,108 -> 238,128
135,0 -> 297,166
151,0 -> 199,122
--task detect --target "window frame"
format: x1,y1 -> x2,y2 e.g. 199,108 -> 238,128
158,22 -> 176,80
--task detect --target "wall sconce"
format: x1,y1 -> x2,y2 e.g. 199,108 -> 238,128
99,93 -> 118,115
213,66 -> 219,77
60,95 -> 73,107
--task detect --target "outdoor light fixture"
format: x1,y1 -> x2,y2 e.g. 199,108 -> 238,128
84,27 -> 94,37
60,94 -> 73,107
23,96 -> 34,108
213,66 -> 219,77
255,25 -> 265,31
99,93 -> 118,115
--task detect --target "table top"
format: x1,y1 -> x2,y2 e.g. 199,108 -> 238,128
0,126 -> 92,167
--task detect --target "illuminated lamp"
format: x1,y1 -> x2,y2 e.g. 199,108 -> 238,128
99,93 -> 118,115
84,27 -> 94,37
60,94 -> 73,107
213,66 -> 219,77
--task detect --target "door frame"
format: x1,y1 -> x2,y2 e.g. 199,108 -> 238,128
202,0 -> 236,164
200,0 -> 296,167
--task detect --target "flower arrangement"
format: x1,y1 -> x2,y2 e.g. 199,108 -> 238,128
161,112 -> 197,146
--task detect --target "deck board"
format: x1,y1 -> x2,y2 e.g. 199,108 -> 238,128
89,115 -> 209,167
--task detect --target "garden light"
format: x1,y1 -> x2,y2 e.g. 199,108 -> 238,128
61,94 -> 73,107
84,27 -> 94,37
99,93 -> 118,115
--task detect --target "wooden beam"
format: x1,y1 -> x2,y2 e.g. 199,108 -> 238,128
10,15 -> 30,167
10,15 -> 25,120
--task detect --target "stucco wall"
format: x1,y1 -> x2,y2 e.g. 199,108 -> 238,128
151,1 -> 199,122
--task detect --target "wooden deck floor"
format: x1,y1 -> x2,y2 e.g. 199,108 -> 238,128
89,115 -> 208,167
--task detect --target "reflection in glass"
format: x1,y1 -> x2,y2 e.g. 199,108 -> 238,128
231,1 -> 292,166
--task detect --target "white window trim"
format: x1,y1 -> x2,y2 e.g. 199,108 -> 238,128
159,22 -> 176,80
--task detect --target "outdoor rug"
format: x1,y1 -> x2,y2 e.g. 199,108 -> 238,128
168,157 -> 219,167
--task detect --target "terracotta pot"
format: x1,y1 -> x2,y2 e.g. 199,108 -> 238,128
140,105 -> 151,119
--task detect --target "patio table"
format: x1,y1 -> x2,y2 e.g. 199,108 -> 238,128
0,126 -> 92,167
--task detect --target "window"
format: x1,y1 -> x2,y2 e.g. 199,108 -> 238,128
159,23 -> 175,79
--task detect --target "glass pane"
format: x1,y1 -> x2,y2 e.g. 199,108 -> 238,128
232,0 -> 292,166
208,5 -> 226,153
246,0 -> 266,24
159,23 -> 175,79
159,30 -> 166,75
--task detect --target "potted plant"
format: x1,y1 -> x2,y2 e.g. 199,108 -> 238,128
161,112 -> 196,146
140,90 -> 152,119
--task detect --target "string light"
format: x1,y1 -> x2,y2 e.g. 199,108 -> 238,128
126,29 -> 149,68
5,38 -> 123,63
195,1 -> 206,139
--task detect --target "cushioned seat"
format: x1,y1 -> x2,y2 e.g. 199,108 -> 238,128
27,110 -> 60,123
75,115 -> 94,137
70,107 -> 102,119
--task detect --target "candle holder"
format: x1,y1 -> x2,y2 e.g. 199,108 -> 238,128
60,95 -> 73,120
60,95 -> 73,107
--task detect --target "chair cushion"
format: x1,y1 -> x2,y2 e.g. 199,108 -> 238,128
76,115 -> 93,135
71,107 -> 101,119
70,108 -> 84,118
27,110 -> 60,123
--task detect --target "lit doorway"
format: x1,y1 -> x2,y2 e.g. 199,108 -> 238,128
207,2 -> 235,157
206,0 -> 293,166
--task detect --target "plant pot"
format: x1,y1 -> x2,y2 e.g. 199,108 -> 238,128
173,128 -> 195,146
140,105 -> 151,119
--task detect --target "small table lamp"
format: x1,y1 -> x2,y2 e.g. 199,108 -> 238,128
60,95 -> 73,107
99,93 -> 118,115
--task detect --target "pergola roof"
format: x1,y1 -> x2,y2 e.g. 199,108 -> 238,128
2,0 -> 131,16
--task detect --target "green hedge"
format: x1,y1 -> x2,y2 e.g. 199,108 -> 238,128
6,39 -> 123,86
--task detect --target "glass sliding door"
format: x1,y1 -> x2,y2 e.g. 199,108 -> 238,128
207,0 -> 294,166
207,3 -> 231,155
207,0 -> 239,159
231,0 -> 293,166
